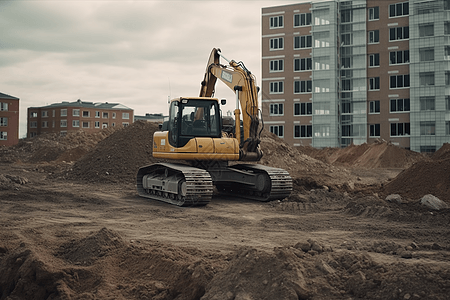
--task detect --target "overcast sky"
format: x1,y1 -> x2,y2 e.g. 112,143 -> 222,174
1,0 -> 299,137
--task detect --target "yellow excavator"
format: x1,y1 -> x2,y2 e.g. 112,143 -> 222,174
136,48 -> 292,206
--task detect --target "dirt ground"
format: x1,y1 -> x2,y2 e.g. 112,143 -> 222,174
1,123 -> 449,300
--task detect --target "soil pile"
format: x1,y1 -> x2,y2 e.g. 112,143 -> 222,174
67,123 -> 357,190
0,128 -> 115,164
382,158 -> 450,202
300,140 -> 426,169
1,228 -> 449,299
68,121 -> 159,184
433,143 -> 450,161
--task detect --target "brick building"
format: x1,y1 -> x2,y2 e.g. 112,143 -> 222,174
0,92 -> 20,147
262,0 -> 450,152
27,99 -> 134,137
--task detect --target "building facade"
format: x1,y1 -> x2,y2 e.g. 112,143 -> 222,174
0,92 -> 20,147
262,0 -> 450,152
27,100 -> 134,138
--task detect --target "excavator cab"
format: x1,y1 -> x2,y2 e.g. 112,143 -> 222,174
168,98 -> 221,148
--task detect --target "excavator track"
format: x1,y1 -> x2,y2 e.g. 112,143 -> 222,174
215,164 -> 292,202
137,163 -> 213,207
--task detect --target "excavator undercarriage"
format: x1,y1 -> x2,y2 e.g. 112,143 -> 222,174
137,161 -> 292,206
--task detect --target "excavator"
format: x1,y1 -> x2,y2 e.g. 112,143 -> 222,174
136,48 -> 292,206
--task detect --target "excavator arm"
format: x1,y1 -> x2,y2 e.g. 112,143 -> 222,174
200,48 -> 262,160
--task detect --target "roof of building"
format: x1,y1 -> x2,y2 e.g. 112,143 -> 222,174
0,92 -> 19,100
31,99 -> 133,111
134,113 -> 166,120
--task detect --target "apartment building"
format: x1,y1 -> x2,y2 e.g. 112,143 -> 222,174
27,99 -> 134,138
0,92 -> 20,147
262,0 -> 450,152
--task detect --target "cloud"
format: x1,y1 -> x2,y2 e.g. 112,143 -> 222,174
0,0 -> 297,137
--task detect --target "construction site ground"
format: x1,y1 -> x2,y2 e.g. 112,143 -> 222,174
1,122 -> 449,300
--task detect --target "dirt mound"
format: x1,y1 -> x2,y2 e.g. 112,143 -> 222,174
300,140 -> 426,169
68,121 -> 159,184
382,159 -> 450,202
2,228 -> 449,300
260,131 -> 358,191
0,128 -> 115,164
433,143 -> 450,161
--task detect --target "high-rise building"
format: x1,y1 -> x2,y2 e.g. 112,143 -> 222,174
27,99 -> 134,138
0,92 -> 20,147
262,0 -> 450,152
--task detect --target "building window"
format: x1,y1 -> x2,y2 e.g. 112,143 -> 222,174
368,7 -> 379,20
270,103 -> 284,116
122,113 -> 130,119
82,122 -> 90,128
42,111 -> 48,117
419,24 -> 434,37
446,96 -> 450,110
102,123 -> 108,129
103,112 -> 109,118
61,109 -> 67,117
122,122 -> 129,127
294,58 -> 312,71
390,50 -> 410,64
390,74 -> 410,89
52,110 -> 55,117
60,120 -> 67,128
369,77 -> 380,90
0,102 -> 8,111
391,122 -> 410,136
369,101 -> 380,114
73,109 -> 80,117
370,124 -> 380,137
294,13 -> 312,27
341,10 -> 352,23
0,132 -> 7,140
390,98 -> 410,112
72,120 -> 80,127
420,72 -> 435,86
270,16 -> 283,28
270,59 -> 284,72
95,121 -> 100,128
341,33 -> 353,45
294,125 -> 312,138
95,111 -> 100,118
112,112 -> 116,119
270,125 -> 284,138
368,30 -> 379,43
446,72 -> 450,85
270,37 -> 284,50
294,80 -> 312,93
82,111 -> 90,117
420,121 -> 435,136
420,97 -> 435,111
0,117 -> 7,126
419,48 -> 434,62
30,121 -> 37,128
389,26 -> 409,41
446,121 -> 450,135
60,131 -> 67,137
420,146 -> 436,153
42,121 -> 48,128
52,121 -> 55,128
270,81 -> 284,94
389,2 -> 409,17
294,103 -> 312,116
369,54 -> 380,67
29,132 -> 37,138
30,112 -> 38,118
294,35 -> 312,49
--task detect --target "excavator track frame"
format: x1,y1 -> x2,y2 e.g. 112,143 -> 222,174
136,163 -> 213,207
